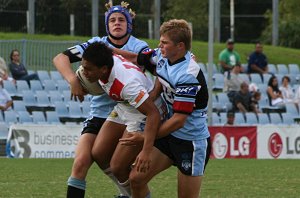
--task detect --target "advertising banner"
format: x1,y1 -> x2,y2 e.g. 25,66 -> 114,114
7,124 -> 81,158
209,126 -> 257,159
257,125 -> 300,159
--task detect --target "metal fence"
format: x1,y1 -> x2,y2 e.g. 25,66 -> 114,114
0,40 -> 82,71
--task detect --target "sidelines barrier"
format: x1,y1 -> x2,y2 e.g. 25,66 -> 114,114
209,125 -> 300,159
6,124 -> 300,159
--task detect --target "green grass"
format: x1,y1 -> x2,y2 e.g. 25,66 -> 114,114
1,31 -> 300,67
0,158 -> 299,197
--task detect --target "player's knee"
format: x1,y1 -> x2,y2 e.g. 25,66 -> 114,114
91,148 -> 109,169
110,161 -> 123,178
73,156 -> 91,173
129,171 -> 148,188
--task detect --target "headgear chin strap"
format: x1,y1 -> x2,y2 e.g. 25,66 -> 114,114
105,5 -> 133,36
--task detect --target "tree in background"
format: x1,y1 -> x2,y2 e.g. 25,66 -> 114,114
260,0 -> 300,48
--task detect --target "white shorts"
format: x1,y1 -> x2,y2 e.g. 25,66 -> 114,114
107,97 -> 167,132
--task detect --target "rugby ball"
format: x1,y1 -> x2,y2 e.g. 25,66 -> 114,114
75,65 -> 105,95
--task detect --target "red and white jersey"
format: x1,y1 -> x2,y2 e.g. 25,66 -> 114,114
99,54 -> 154,108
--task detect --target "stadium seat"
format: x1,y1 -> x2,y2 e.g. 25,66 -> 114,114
22,90 -> 37,106
32,111 -> 47,124
63,90 -> 72,102
288,64 -> 300,74
16,80 -> 30,96
268,64 -> 277,74
285,103 -> 299,116
30,80 -> 43,93
4,111 -> 18,124
0,113 -> 4,122
50,71 -> 63,81
49,90 -> 64,105
245,112 -> 258,125
250,73 -> 263,84
213,73 -> 225,91
18,111 -> 33,124
277,64 -> 289,75
67,101 -> 83,119
212,113 -> 220,125
3,80 -> 17,97
36,90 -> 52,107
0,123 -> 9,139
257,84 -> 267,95
262,73 -> 272,84
239,73 -> 250,83
45,111 -> 61,124
37,70 -> 51,81
281,113 -> 295,125
43,79 -> 57,91
54,102 -> 69,117
257,113 -> 270,124
275,74 -> 284,85
56,80 -> 69,92
13,100 -> 27,112
234,113 -> 246,125
268,113 -> 282,124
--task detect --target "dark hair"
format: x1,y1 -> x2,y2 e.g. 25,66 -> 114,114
268,75 -> 280,92
282,75 -> 290,83
82,42 -> 113,69
10,49 -> 19,61
227,111 -> 235,117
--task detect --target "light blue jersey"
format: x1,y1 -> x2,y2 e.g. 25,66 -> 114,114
152,49 -> 210,141
65,36 -> 148,118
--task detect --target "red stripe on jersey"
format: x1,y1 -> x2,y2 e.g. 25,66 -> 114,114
173,101 -> 194,114
109,78 -> 124,101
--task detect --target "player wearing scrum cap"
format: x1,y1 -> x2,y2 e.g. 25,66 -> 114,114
53,2 -> 149,198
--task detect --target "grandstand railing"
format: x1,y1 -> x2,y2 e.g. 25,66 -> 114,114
0,40 -> 81,71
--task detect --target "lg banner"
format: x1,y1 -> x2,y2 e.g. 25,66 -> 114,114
7,124 -> 81,158
257,125 -> 300,159
209,126 -> 257,159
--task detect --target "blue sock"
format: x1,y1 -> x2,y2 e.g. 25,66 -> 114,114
67,176 -> 86,190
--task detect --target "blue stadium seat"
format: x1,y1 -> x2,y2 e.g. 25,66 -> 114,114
3,80 -> 17,97
13,100 -> 27,112
56,80 -> 69,92
36,90 -> 52,107
268,113 -> 282,124
67,101 -> 83,119
81,101 -> 91,117
250,73 -> 263,84
268,64 -> 277,74
262,73 -> 272,84
4,111 -> 18,124
285,103 -> 299,116
50,71 -> 63,81
37,70 -> 51,81
30,80 -> 43,92
18,111 -> 33,124
257,113 -> 270,124
198,62 -> 207,73
288,64 -> 300,74
239,73 -> 250,83
16,80 -> 30,96
0,123 -> 9,139
234,113 -> 246,125
49,90 -> 64,105
45,111 -> 61,124
212,113 -> 220,126
43,79 -> 57,91
277,64 -> 288,75
245,112 -> 258,125
22,90 -> 36,106
281,113 -> 295,125
32,111 -> 47,124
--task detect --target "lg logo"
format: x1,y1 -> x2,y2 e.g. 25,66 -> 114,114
268,132 -> 283,158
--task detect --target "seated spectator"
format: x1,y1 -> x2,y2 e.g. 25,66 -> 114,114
0,86 -> 13,112
224,111 -> 235,126
247,42 -> 269,75
0,57 -> 16,86
279,76 -> 295,103
219,39 -> 241,75
294,86 -> 300,105
223,65 -> 244,102
233,82 -> 257,113
267,76 -> 284,107
8,49 -> 39,83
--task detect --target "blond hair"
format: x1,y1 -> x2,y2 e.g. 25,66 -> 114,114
160,19 -> 192,51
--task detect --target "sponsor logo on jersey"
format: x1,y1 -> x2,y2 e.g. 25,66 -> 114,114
176,85 -> 201,97
135,90 -> 146,104
157,59 -> 165,68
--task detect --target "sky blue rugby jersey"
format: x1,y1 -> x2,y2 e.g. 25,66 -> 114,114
66,36 -> 148,118
152,49 -> 210,141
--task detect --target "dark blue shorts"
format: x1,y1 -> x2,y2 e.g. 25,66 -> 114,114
81,117 -> 106,135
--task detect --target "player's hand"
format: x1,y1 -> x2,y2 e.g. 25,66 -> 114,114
133,149 -> 152,173
69,76 -> 87,102
119,132 -> 144,146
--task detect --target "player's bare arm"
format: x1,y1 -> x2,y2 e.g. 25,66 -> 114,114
53,53 -> 86,102
135,97 -> 161,172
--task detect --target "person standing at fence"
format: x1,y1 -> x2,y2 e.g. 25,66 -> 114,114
53,2 -> 149,198
8,49 -> 39,83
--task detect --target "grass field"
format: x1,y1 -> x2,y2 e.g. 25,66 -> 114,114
0,158 -> 299,198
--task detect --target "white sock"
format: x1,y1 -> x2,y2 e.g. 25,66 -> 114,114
118,179 -> 131,197
103,167 -> 130,196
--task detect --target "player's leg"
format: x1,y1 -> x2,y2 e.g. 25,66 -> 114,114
91,120 -> 128,196
66,117 -> 104,198
175,137 -> 211,198
129,146 -> 173,198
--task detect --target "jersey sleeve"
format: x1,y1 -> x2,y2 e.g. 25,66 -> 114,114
173,76 -> 201,114
62,37 -> 104,63
122,83 -> 149,108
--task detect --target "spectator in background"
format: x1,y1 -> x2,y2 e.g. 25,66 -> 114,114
0,57 -> 16,86
267,76 -> 284,107
250,91 -> 261,113
8,49 -> 39,83
223,64 -> 244,102
247,42 -> 269,75
224,111 -> 235,126
233,82 -> 259,113
219,38 -> 241,75
279,76 -> 295,104
0,86 -> 13,112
